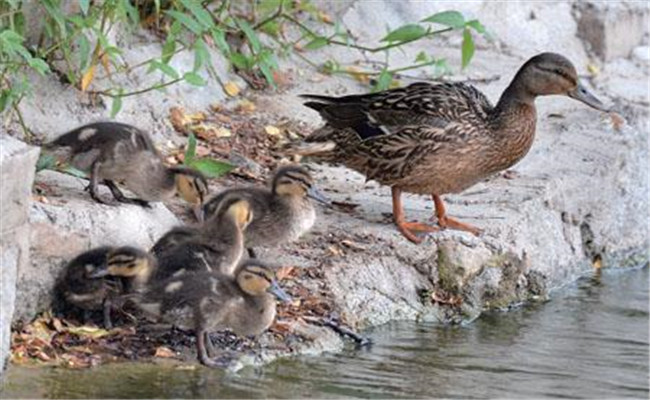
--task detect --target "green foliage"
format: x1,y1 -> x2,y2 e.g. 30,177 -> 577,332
1,0 -> 488,135
183,133 -> 234,179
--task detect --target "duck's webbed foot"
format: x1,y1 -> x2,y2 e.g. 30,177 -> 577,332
432,195 -> 482,236
392,187 -> 439,244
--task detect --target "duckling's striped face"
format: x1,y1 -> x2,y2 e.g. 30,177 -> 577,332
175,171 -> 208,206
237,263 -> 291,302
104,247 -> 153,278
225,199 -> 254,229
272,166 -> 314,198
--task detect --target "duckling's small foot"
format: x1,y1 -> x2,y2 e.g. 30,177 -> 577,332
104,180 -> 151,208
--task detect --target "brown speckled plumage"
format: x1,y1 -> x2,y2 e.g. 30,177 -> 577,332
294,53 -> 608,243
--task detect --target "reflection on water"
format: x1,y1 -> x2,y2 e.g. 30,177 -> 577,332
2,266 -> 648,399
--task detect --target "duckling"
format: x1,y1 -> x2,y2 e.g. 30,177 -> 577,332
201,165 -> 328,258
150,196 -> 253,280
135,259 -> 291,367
54,246 -> 156,328
43,122 -> 208,218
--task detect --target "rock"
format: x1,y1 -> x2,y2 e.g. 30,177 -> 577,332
0,134 -> 40,377
13,170 -> 180,323
632,46 -> 650,63
576,1 -> 650,61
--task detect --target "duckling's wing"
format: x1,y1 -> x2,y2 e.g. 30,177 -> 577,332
203,187 -> 273,220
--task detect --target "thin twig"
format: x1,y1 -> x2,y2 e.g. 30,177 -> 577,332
89,77 -> 183,98
252,0 -> 284,30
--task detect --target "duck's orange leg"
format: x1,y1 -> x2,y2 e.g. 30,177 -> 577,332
432,194 -> 482,236
392,187 -> 439,244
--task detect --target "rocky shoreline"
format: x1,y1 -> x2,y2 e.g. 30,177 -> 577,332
1,0 -> 648,375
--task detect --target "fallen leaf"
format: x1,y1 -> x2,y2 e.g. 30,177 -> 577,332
276,266 -> 296,281
224,81 -> 240,97
587,63 -> 600,76
593,257 -> 602,269
341,239 -> 366,251
169,107 -> 187,132
319,11 -> 333,24
345,66 -> 369,84
236,99 -> 256,113
154,346 -> 176,358
65,326 -> 111,339
327,245 -> 343,257
100,53 -> 111,76
80,64 -> 97,92
264,125 -> 281,136
609,111 -> 624,132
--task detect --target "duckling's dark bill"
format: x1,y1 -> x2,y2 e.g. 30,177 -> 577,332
568,83 -> 609,112
307,185 -> 331,205
268,280 -> 292,303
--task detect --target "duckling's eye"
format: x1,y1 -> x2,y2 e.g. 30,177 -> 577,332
243,274 -> 252,280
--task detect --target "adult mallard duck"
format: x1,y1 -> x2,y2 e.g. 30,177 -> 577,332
290,53 -> 610,243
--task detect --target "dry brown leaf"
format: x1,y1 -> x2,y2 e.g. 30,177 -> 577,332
169,107 -> 187,132
224,81 -> 241,97
100,53 -> 111,76
609,111 -> 624,132
66,326 -> 111,339
345,66 -> 369,84
236,99 -> 256,113
319,11 -> 333,24
276,266 -> 296,281
327,245 -> 343,257
80,64 -> 97,92
340,239 -> 366,251
154,346 -> 176,358
264,125 -> 281,136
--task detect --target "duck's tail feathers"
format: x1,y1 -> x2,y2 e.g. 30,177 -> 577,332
283,141 -> 337,156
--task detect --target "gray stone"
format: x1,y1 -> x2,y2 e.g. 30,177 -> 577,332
576,1 -> 650,60
0,134 -> 40,377
13,171 -> 180,323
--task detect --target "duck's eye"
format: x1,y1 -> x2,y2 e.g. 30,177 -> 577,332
244,274 -> 252,280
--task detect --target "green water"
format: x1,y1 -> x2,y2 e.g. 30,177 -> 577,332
2,266 -> 648,399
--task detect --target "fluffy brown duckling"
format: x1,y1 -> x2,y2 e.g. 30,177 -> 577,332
290,53 -> 610,243
43,122 -> 208,218
150,196 -> 253,281
55,246 -> 156,328
135,259 -> 291,368
201,165 -> 328,258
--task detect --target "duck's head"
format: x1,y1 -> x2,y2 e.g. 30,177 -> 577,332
236,260 -> 292,302
271,165 -> 330,204
513,52 -> 608,111
221,196 -> 254,230
88,246 -> 155,280
171,166 -> 209,221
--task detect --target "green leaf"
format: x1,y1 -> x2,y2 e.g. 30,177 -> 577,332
193,38 -> 210,71
27,58 -> 50,75
461,29 -> 475,69
304,37 -> 328,50
183,71 -> 206,86
381,24 -> 427,43
165,10 -> 203,35
184,133 -> 197,164
61,165 -> 88,179
149,60 -> 179,79
465,19 -> 486,34
120,0 -> 140,25
415,51 -> 429,63
79,0 -> 90,15
179,0 -> 215,29
422,10 -> 465,28
0,91 -> 9,113
77,34 -> 91,71
36,153 -> 56,172
372,69 -> 393,92
229,52 -> 253,70
162,36 -> 176,64
211,29 -> 230,55
236,18 -> 261,53
110,92 -> 123,117
188,158 -> 235,178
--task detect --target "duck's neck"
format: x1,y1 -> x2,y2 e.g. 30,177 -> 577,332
487,81 -> 538,168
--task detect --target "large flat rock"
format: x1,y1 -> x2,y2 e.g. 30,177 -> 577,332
13,171 -> 180,323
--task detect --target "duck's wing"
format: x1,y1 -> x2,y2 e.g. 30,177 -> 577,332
302,82 -> 493,141
46,122 -> 156,155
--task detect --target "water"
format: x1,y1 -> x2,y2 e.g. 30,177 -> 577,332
2,266 -> 648,399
